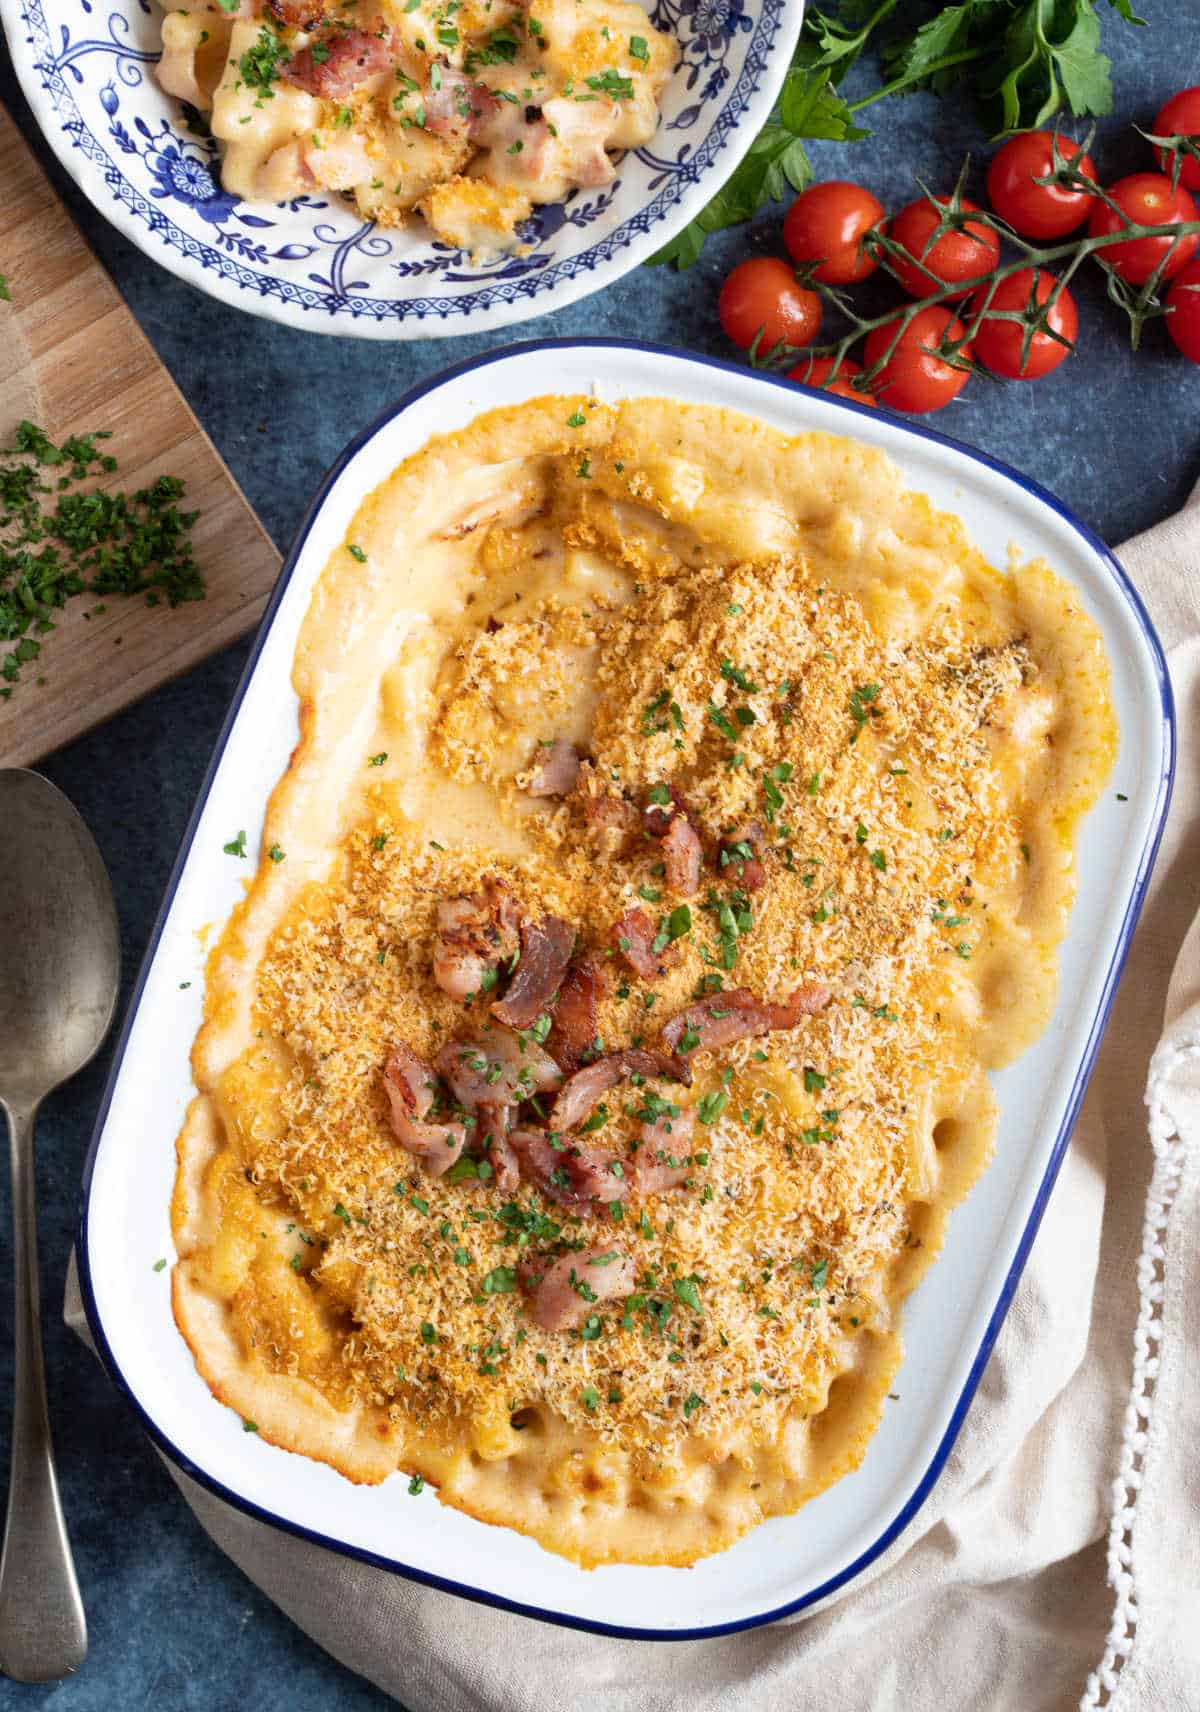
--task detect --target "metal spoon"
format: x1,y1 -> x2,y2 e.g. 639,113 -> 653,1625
0,769 -> 119,1680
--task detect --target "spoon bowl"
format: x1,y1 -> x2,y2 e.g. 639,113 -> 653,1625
0,770 -> 120,1100
0,768 -> 120,1682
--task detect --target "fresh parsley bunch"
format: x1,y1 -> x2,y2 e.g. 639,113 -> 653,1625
649,0 -> 1145,269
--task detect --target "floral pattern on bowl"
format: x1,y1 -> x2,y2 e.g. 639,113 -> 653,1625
3,0 -> 801,337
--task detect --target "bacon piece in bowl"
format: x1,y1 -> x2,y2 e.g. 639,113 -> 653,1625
285,29 -> 392,98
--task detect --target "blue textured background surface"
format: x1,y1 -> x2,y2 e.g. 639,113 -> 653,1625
1,3 -> 1198,1705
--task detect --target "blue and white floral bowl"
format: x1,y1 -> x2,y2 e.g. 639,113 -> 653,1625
2,0 -> 803,337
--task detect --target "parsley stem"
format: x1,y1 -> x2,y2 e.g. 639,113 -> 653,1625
846,46 -> 990,113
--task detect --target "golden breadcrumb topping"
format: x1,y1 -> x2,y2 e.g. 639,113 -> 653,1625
215,467 -> 1047,1468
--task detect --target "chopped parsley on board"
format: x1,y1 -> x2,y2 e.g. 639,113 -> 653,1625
0,421 -> 204,697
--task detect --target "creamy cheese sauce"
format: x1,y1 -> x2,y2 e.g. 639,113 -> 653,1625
154,0 -> 676,254
171,397 -> 1115,1567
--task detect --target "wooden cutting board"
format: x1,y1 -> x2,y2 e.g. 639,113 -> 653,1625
0,101 -> 281,767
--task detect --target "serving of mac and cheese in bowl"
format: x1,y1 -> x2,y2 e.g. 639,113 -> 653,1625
2,0 -> 801,333
79,345 -> 1171,1633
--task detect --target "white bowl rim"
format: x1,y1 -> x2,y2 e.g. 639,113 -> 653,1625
76,338 -> 1175,1639
2,0 -> 804,337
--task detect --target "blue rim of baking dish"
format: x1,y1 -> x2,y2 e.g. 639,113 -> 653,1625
76,338 -> 1176,1642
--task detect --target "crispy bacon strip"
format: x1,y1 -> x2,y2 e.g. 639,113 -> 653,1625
719,820 -> 768,892
508,1128 -> 629,1210
477,1100 -> 519,1195
491,915 -> 574,1029
422,66 -> 500,141
382,1045 -> 467,1176
525,740 -> 581,798
575,762 -> 639,855
432,877 -> 519,1001
662,814 -> 702,897
520,1246 -> 636,1332
548,1047 -> 690,1134
436,1025 -> 562,1111
662,985 -> 833,1056
546,957 -> 604,1073
632,1105 -> 695,1195
284,29 -> 391,98
644,787 -> 706,896
609,907 -> 681,980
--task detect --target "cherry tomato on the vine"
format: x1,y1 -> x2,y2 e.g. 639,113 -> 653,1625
785,354 -> 878,406
1165,259 -> 1200,362
969,269 -> 1078,380
782,181 -> 885,284
1087,173 -> 1200,284
1152,87 -> 1200,192
862,306 -> 973,413
986,132 -> 1098,239
885,196 -> 1001,299
718,258 -> 822,352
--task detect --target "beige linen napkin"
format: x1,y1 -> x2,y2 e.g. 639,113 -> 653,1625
67,486 -> 1200,1711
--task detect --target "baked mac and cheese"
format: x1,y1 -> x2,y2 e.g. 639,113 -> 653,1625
171,397 -> 1115,1567
154,0 -> 676,252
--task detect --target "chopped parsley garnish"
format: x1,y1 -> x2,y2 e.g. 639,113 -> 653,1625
566,410 -> 586,428
0,424 -> 205,695
238,24 -> 290,102
848,682 -> 881,744
369,751 -> 388,766
810,1258 -> 828,1290
696,1089 -> 728,1125
481,1265 -> 518,1294
242,1419 -> 259,1433
420,1320 -> 437,1344
629,32 -> 648,61
347,543 -> 367,562
683,1393 -> 705,1419
707,701 -> 738,741
585,68 -> 635,99
673,1275 -> 703,1312
152,1257 -> 167,1273
268,843 -> 285,863
223,830 -> 247,858
581,1385 -> 600,1411
651,903 -> 691,956
407,1473 -> 425,1495
719,659 -> 758,692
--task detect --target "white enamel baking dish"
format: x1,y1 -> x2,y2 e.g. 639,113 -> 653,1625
78,340 -> 1174,1639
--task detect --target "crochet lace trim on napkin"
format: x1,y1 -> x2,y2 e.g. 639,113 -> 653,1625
1081,1033 -> 1200,1709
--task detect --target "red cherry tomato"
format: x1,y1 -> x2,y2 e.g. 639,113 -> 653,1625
1152,87 -> 1200,192
1087,173 -> 1200,284
1165,259 -> 1200,362
969,269 -> 1078,380
986,132 -> 1098,238
862,306 -> 973,413
885,196 -> 1001,299
718,257 -> 822,352
782,181 -> 885,285
785,354 -> 879,406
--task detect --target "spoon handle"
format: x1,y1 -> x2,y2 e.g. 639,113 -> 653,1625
0,1102 -> 87,1682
